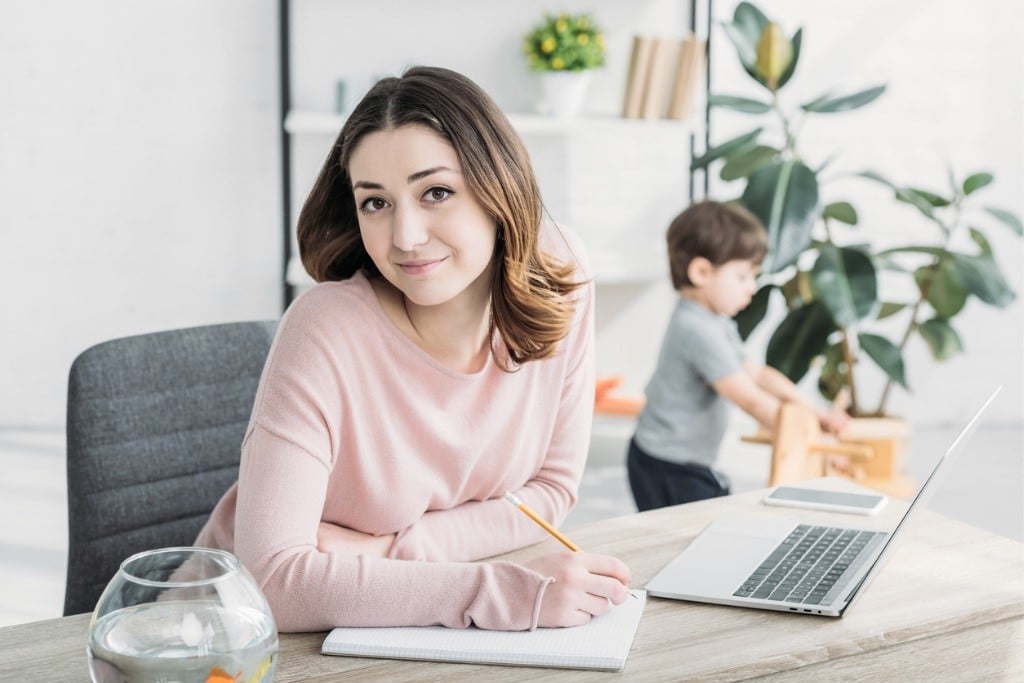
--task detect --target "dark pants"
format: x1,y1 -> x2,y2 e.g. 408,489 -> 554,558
626,437 -> 730,512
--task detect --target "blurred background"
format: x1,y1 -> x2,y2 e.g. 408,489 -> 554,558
1,0 -> 1020,626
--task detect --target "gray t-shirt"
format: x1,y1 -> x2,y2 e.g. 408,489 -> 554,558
634,297 -> 745,470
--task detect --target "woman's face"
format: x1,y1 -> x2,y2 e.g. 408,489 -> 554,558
348,124 -> 497,311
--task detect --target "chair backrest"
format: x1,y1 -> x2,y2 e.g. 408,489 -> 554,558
63,320 -> 277,616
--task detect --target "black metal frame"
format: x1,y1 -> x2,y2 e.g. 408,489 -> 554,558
277,0 -> 714,309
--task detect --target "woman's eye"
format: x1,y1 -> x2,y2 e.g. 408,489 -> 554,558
359,197 -> 388,214
424,187 -> 453,204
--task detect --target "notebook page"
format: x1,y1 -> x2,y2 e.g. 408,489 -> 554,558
322,590 -> 646,671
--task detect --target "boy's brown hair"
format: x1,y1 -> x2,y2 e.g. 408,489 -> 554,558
666,200 -> 768,289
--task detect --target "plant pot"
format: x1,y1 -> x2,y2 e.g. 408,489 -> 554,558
537,70 -> 594,118
837,416 -> 915,498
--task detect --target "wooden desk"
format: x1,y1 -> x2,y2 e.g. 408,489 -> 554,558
2,479 -> 1021,681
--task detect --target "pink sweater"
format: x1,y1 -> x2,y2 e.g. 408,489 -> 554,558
195,235 -> 595,632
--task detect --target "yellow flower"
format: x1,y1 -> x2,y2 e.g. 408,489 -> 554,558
577,34 -> 589,46
555,19 -> 568,32
596,33 -> 605,48
551,57 -> 565,70
541,37 -> 557,54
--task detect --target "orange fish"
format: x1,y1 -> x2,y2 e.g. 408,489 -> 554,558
206,666 -> 237,683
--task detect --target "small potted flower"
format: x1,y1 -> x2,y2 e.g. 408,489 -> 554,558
523,12 -> 606,117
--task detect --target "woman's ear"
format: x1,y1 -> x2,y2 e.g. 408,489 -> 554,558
687,257 -> 713,287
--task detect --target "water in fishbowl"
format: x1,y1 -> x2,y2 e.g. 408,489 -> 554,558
88,601 -> 277,683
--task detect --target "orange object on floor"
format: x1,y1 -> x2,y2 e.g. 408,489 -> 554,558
594,375 -> 645,416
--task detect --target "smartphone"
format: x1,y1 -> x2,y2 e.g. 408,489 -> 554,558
762,486 -> 887,515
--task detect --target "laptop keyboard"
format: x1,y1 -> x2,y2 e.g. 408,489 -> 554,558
732,524 -> 886,606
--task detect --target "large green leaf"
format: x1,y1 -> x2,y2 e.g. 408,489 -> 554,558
776,28 -> 802,90
950,253 -> 1016,307
894,187 -> 938,221
876,245 -> 946,258
915,261 -> 967,318
858,171 -> 941,222
734,284 -> 774,340
969,227 -> 993,256
723,2 -> 770,83
690,128 -> 763,170
962,172 -> 994,195
742,160 -> 819,273
877,302 -> 906,319
708,94 -> 772,114
766,301 -> 836,382
918,318 -> 963,361
858,333 -> 907,388
822,201 -> 857,225
858,170 -> 895,189
983,206 -> 1023,235
906,187 -> 951,207
801,85 -> 886,113
816,341 -> 848,402
810,245 -> 877,327
720,145 -> 780,181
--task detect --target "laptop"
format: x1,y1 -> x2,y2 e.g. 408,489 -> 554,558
645,387 -> 1001,617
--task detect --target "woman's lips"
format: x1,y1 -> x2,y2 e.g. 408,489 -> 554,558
397,256 -> 447,275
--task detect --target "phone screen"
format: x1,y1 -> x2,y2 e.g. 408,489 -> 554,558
769,487 -> 883,508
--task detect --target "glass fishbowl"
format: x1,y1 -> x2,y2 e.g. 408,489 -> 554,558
87,547 -> 278,683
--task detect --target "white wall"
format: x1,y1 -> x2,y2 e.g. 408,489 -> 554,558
2,0 -> 1019,429
711,0 -> 1023,425
0,1 -> 281,426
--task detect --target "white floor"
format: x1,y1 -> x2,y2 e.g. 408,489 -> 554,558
1,421 -> 1021,628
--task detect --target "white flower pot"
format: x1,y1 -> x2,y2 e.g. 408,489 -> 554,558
537,70 -> 594,119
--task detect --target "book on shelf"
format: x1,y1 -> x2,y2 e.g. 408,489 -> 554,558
621,33 -> 706,121
639,37 -> 680,119
621,36 -> 655,119
667,35 -> 706,120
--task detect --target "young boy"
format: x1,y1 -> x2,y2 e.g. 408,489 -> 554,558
627,201 -> 849,511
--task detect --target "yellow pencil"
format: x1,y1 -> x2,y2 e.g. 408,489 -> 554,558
504,491 -> 580,552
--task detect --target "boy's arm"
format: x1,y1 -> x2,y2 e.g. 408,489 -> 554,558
741,361 -> 850,434
712,370 -> 781,432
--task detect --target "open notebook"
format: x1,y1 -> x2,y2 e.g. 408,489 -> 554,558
321,590 -> 646,671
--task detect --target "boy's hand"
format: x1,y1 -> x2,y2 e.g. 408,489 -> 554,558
817,407 -> 851,435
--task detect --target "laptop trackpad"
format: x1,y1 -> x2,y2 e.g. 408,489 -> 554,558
646,517 -> 790,598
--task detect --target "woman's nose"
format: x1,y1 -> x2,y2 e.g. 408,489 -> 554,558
392,205 -> 429,252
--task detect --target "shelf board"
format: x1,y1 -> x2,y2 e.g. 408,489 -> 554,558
284,110 -> 694,136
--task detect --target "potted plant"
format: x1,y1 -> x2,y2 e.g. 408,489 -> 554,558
522,12 -> 606,117
693,2 -> 1021,481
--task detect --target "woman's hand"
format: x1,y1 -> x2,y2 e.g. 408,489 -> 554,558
524,552 -> 632,628
316,521 -> 396,557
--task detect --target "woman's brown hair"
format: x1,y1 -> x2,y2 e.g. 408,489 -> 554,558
296,66 -> 583,368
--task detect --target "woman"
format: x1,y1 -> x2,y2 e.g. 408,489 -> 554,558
196,66 -> 630,632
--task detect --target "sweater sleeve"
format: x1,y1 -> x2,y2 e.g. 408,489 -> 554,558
389,262 -> 597,563
234,424 -> 552,632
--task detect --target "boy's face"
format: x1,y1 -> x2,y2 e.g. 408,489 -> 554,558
703,259 -> 759,317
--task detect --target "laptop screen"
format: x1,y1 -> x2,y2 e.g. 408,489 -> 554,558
840,387 -> 1001,611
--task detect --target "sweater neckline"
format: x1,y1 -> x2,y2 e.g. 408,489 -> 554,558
352,271 -> 496,380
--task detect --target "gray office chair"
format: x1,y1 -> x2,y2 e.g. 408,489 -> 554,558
63,320 -> 277,616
